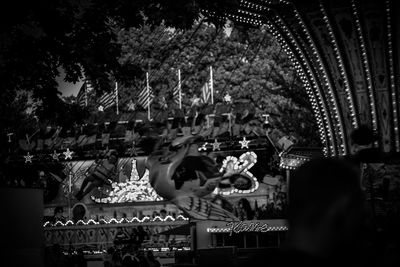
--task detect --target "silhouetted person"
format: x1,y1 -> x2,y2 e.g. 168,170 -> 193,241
146,250 -> 160,267
136,226 -> 148,247
74,248 -> 87,267
137,250 -> 149,267
350,124 -> 380,163
234,198 -> 254,220
45,244 -> 68,267
275,157 -> 366,267
53,206 -> 66,223
103,247 -> 115,267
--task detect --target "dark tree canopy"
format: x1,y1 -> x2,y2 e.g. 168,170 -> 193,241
0,0 -> 241,147
0,0 -> 239,114
0,0 -> 320,161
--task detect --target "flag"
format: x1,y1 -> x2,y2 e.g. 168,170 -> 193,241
201,81 -> 211,104
77,134 -> 96,146
159,96 -> 168,110
278,136 -> 294,151
115,82 -> 119,115
63,137 -> 76,147
173,84 -> 180,106
201,66 -> 214,104
173,69 -> 182,109
138,86 -> 154,109
98,82 -> 118,110
139,72 -> 154,120
124,130 -> 134,143
86,134 -> 97,145
76,83 -> 87,107
44,127 -> 62,149
76,80 -> 93,107
36,139 -> 44,151
102,133 -> 110,146
98,91 -> 116,110
19,139 -> 36,151
77,135 -> 88,146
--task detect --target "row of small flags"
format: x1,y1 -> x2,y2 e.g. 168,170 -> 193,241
76,67 -> 214,119
17,131 -> 139,151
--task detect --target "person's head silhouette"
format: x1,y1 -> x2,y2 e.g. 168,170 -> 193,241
281,157 -> 365,266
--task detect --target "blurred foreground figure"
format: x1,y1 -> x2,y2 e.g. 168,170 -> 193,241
276,157 -> 366,267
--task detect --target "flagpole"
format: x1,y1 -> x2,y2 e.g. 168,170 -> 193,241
115,82 -> 119,115
146,72 -> 151,120
210,66 -> 214,104
68,170 -> 72,219
178,69 -> 182,109
84,82 -> 88,107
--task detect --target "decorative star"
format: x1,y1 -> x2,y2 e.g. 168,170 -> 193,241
190,94 -> 203,107
51,150 -> 60,161
212,139 -> 221,151
224,93 -> 232,103
239,137 -> 250,149
198,142 -> 208,151
63,148 -> 74,160
98,105 -> 104,112
127,100 -> 136,111
24,152 -> 33,163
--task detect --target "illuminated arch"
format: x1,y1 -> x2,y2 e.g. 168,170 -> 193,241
212,0 -> 400,156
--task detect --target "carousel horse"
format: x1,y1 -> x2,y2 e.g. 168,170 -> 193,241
136,135 -> 239,221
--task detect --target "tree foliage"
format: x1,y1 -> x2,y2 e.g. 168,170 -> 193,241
114,23 -> 320,146
0,0 -> 320,152
0,0 -> 239,133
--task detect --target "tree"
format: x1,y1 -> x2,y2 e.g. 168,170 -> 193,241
114,23 -> 320,146
0,0 -> 239,137
0,0 -> 320,155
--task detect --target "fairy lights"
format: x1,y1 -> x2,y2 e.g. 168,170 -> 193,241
206,225 -> 288,233
319,2 -> 358,131
240,0 -> 268,12
266,14 -> 333,155
198,142 -> 208,151
292,8 -> 347,155
265,26 -> 328,154
279,154 -> 309,170
215,152 -> 259,195
385,0 -> 399,152
24,152 -> 33,163
91,158 -> 163,203
224,12 -> 263,26
63,148 -> 74,160
351,0 -> 378,134
213,139 -> 221,151
239,137 -> 250,149
44,215 -> 189,228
